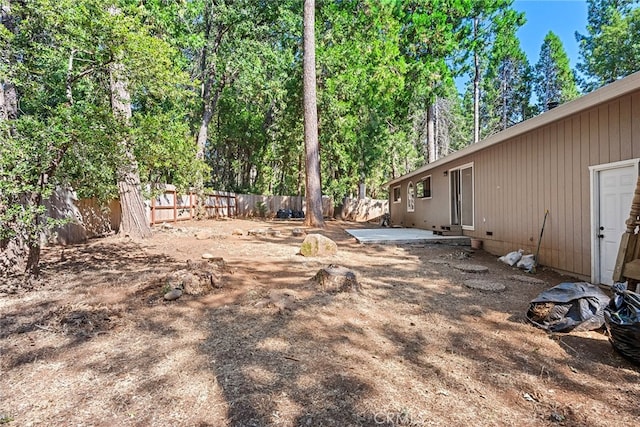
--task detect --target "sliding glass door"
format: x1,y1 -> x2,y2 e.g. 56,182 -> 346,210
450,164 -> 474,229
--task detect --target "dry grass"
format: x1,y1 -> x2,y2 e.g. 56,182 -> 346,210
1,218 -> 639,426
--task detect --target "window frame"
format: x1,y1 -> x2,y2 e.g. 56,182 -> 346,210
407,181 -> 415,212
418,175 -> 432,199
392,185 -> 401,203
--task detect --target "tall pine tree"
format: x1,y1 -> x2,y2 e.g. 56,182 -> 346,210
534,32 -> 579,112
481,32 -> 534,137
461,0 -> 525,143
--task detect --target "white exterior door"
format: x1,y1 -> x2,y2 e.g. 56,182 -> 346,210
597,166 -> 637,285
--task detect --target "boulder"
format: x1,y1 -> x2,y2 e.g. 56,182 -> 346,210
300,234 -> 338,257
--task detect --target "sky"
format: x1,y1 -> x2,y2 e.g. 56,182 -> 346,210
513,0 -> 589,70
456,0 -> 589,92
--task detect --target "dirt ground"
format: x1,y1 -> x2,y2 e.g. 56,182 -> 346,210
1,218 -> 639,427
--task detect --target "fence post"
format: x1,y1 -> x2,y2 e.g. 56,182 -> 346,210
150,196 -> 156,225
189,192 -> 194,220
172,190 -> 178,224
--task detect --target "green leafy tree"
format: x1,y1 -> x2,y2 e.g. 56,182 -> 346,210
577,0 -> 640,91
192,1 -> 303,196
0,0 -> 202,279
316,1 -> 408,198
533,31 -> 580,112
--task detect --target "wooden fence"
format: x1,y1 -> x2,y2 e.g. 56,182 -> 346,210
46,188 -> 338,244
339,197 -> 388,222
150,190 -> 237,225
150,190 -> 334,223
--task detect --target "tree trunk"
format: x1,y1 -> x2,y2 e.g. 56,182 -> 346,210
0,82 -> 5,120
194,103 -> 213,219
196,108 -> 213,161
427,103 -> 436,163
0,82 -> 17,121
109,60 -> 152,239
196,74 -> 225,162
302,0 -> 324,228
473,17 -> 480,144
436,99 -> 449,158
1,1 -> 17,122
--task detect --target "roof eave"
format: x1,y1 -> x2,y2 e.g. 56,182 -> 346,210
384,71 -> 640,188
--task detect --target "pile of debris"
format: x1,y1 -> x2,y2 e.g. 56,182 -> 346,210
163,255 -> 226,301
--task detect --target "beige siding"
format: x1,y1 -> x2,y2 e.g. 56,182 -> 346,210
392,90 -> 640,279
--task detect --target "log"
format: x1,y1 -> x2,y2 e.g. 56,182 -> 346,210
312,265 -> 361,293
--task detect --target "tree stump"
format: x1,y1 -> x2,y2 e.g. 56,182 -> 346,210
313,265 -> 360,293
165,259 -> 225,296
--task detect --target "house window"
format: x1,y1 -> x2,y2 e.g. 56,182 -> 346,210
407,182 -> 415,212
450,164 -> 474,229
418,175 -> 432,198
393,186 -> 401,203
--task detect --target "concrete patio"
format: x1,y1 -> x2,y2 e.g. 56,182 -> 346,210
345,227 -> 471,245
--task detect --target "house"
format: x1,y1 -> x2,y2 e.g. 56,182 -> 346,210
385,71 -> 640,285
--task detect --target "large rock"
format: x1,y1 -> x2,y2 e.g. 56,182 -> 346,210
300,234 -> 338,257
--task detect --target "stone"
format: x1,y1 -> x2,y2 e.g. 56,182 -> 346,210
268,229 -> 281,237
313,265 -> 360,293
164,288 -> 183,301
292,228 -> 306,237
464,279 -> 505,292
269,289 -> 299,311
195,231 -> 212,240
453,263 -> 489,273
300,234 -> 338,257
232,229 -> 244,236
248,228 -> 267,236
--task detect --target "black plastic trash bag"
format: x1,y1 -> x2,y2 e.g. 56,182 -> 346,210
604,283 -> 640,363
526,282 -> 610,332
277,209 -> 293,219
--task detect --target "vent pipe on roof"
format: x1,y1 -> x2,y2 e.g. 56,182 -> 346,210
546,101 -> 559,110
